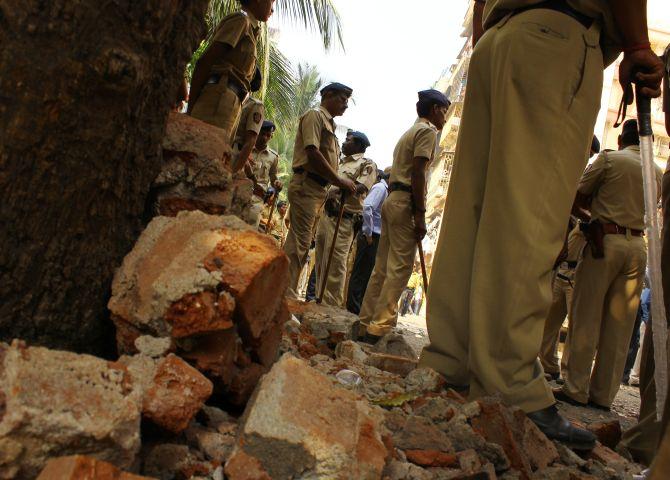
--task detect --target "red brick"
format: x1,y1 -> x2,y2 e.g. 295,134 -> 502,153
164,291 -> 235,338
588,443 -> 628,470
471,399 -> 532,479
587,421 -> 622,450
142,354 -> 213,433
224,450 -> 271,480
511,409 -> 559,470
405,449 -> 458,468
365,353 -> 417,376
37,455 -> 151,480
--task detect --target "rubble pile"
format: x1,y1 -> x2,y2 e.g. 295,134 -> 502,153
149,113 -> 256,225
108,211 -> 289,407
0,205 -> 647,478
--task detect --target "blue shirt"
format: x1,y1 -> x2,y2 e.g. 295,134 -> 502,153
362,179 -> 388,237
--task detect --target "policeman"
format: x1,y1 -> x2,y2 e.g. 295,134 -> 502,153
245,120 -> 281,228
284,83 -> 357,297
314,131 -> 376,306
360,90 -> 449,340
539,222 -> 586,381
188,0 -> 275,154
265,200 -> 288,246
554,120 -> 662,410
233,94 -> 265,172
419,0 -> 663,449
540,136 -> 599,381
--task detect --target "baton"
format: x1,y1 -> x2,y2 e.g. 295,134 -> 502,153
637,83 -> 667,420
317,191 -> 346,304
265,192 -> 278,233
418,240 -> 429,296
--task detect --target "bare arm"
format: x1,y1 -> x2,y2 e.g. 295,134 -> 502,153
305,146 -> 355,193
473,0 -> 486,47
611,0 -> 663,98
571,192 -> 591,222
187,43 -> 230,113
411,157 -> 430,240
234,130 -> 258,173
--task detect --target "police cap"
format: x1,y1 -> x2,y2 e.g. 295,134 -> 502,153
418,89 -> 450,108
349,130 -> 370,148
320,82 -> 353,97
261,120 -> 276,132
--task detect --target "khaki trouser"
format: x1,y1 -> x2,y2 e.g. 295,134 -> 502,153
360,191 -> 417,336
419,9 -> 604,412
562,235 -> 647,406
284,174 -> 327,297
314,214 -> 355,307
190,82 -> 241,146
621,321 -> 662,466
540,268 -> 575,375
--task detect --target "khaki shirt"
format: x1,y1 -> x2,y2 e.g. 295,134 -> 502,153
578,146 -> 663,231
566,225 -> 586,264
233,97 -> 264,145
482,0 -> 621,66
292,106 -> 340,174
211,11 -> 260,91
250,147 -> 279,189
333,153 -> 377,214
389,119 -> 438,187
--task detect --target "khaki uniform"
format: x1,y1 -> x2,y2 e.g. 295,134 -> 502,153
540,226 -> 587,375
190,11 -> 260,144
246,145 -> 278,229
266,210 -> 288,246
360,119 -> 438,336
419,3 -> 611,412
284,107 -> 341,297
233,98 -> 265,150
561,147 -> 662,407
314,154 -> 376,306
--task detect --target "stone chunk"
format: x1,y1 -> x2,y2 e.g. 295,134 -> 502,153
37,455 -> 152,480
109,211 -> 289,406
288,299 -> 359,346
152,112 -> 233,218
335,340 -> 369,364
142,354 -> 213,433
134,335 -> 173,358
0,341 -> 141,479
366,352 -> 417,376
373,333 -> 417,359
587,421 -> 622,450
394,415 -> 453,453
225,355 -> 387,479
404,449 -> 458,468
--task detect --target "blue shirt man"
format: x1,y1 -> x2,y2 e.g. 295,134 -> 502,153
362,178 -> 388,238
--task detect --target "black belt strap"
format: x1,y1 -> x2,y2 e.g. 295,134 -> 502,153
514,0 -> 593,29
206,74 -> 249,102
293,167 -> 329,188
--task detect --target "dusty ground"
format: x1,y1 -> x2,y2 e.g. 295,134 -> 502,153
396,313 -> 642,432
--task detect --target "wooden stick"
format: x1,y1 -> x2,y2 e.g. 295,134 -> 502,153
317,192 -> 346,304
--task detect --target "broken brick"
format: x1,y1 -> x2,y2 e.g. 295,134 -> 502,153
405,449 -> 458,468
164,290 -> 235,338
225,355 -> 387,479
365,352 -> 418,376
142,354 -> 213,433
36,455 -> 151,480
587,421 -> 622,450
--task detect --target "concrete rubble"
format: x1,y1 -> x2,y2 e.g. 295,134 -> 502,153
0,122 -> 650,478
108,211 -> 289,407
149,112 -> 256,225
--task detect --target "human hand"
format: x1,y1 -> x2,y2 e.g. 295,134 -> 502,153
274,180 -> 283,191
619,48 -> 664,100
413,212 -> 427,241
337,176 -> 357,194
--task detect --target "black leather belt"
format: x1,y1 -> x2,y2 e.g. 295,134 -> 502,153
389,182 -> 412,193
514,0 -> 593,29
206,74 -> 249,103
293,167 -> 329,188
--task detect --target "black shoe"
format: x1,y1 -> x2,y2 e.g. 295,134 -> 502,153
552,388 -> 588,407
545,372 -> 561,382
588,400 -> 611,412
527,405 -> 596,451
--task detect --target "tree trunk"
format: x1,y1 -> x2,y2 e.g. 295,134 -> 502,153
0,0 -> 208,353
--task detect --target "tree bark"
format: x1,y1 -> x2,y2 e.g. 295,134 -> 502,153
0,0 -> 208,353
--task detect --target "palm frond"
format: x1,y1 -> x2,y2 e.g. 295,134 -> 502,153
263,44 -> 296,125
274,0 -> 344,50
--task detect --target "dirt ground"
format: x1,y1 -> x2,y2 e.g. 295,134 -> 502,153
396,313 -> 642,432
